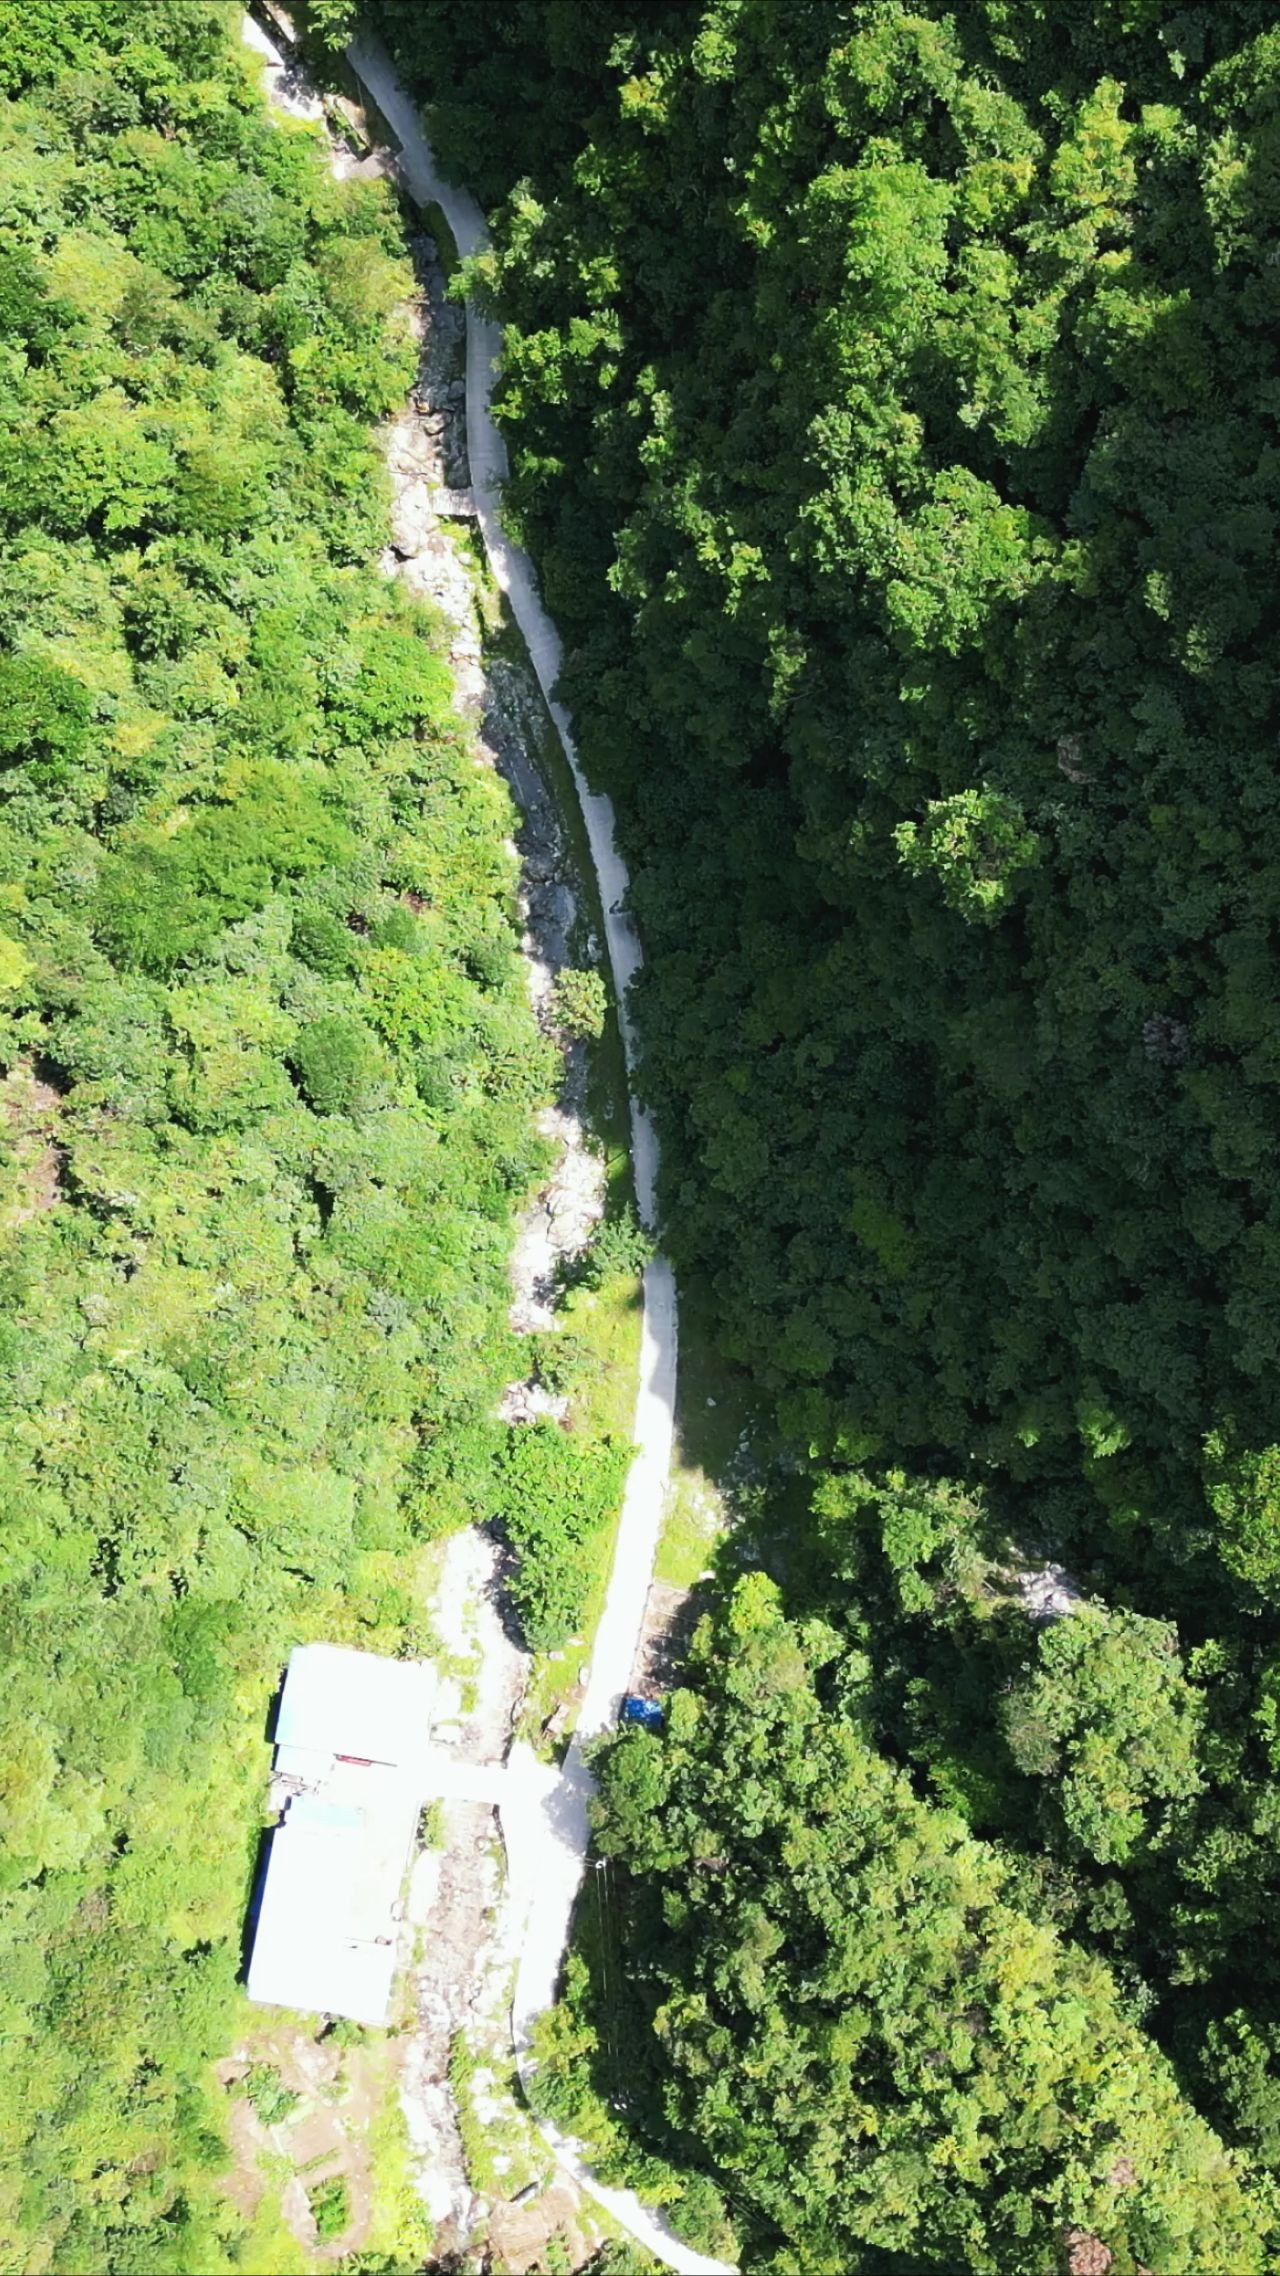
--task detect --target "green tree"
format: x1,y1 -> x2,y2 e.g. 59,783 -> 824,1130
292,1012 -> 383,1114
586,1577 -> 1268,2275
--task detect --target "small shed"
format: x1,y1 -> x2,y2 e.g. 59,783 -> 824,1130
247,1644 -> 436,2026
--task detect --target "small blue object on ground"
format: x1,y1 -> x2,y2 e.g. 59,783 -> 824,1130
620,1694 -> 665,1732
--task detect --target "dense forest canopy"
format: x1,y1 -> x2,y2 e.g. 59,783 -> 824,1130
373,0 -> 1280,1574
0,4 -> 556,2267
354,0 -> 1280,2267
587,1576 -> 1267,2276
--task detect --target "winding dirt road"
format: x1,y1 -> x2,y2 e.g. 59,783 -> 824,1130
342,34 -> 730,2276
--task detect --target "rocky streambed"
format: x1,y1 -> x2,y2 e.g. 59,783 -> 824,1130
247,10 -> 615,2260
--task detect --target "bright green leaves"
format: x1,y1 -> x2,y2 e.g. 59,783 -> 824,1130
895,785 -> 1040,921
1203,1430 -> 1280,1597
1048,80 -> 1137,237
550,965 -> 608,1040
0,1706 -> 105,1881
802,157 -> 952,338
587,1577 -> 1264,2275
1003,1609 -> 1203,1866
0,245 -> 61,356
291,1011 -> 384,1115
93,761 -> 351,973
328,617 -> 455,737
0,650 -> 91,782
816,1466 -> 988,1620
884,473 -> 1041,655
290,903 -> 356,978
493,1417 -> 632,1649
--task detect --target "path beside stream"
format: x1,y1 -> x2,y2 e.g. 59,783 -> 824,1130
343,36 -> 729,2274
247,11 -> 730,2268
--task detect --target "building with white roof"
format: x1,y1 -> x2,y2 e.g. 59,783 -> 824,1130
247,1643 -> 437,2026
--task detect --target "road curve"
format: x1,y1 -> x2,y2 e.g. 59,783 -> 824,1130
343,33 -> 732,2276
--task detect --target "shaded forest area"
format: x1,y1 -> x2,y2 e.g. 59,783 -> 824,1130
349,0 -> 1280,2267
0,4 -> 565,2267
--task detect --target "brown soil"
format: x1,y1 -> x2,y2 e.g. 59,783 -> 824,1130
486,2180 -> 592,2274
217,2025 -> 381,2263
631,1581 -> 699,1698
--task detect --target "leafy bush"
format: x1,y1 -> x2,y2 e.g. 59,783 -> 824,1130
291,905 -> 356,978
292,1013 -> 382,1114
576,1205 -> 651,1291
463,926 -> 513,990
1002,1609 -> 1203,1866
0,652 -> 91,781
551,965 -> 606,1041
308,2176 -> 350,2241
240,2063 -> 299,2128
96,766 -> 352,973
494,1419 -> 631,1649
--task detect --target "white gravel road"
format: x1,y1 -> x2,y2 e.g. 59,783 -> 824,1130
344,33 -> 730,2276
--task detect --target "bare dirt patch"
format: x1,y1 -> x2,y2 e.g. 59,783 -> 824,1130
487,2179 -> 593,2273
217,2026 -> 380,2262
631,1581 -> 700,1699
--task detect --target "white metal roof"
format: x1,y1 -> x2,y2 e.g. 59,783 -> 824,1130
274,1642 -> 436,1770
248,1646 -> 436,2025
247,1772 -> 419,2024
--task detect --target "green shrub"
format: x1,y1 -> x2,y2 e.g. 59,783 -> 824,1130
240,2064 -> 299,2128
464,927 -> 513,990
292,1013 -> 381,1114
494,1419 -> 631,1649
291,905 -> 356,977
308,2176 -> 350,2241
551,966 -> 607,1041
577,1205 -> 651,1291
0,652 -> 92,782
96,766 -> 352,973
331,621 -> 452,735
371,901 -> 421,953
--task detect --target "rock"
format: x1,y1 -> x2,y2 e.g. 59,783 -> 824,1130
1015,1559 -> 1086,1623
497,1379 -> 569,1426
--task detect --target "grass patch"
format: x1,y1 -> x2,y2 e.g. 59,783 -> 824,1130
656,1277 -> 752,1591
515,1266 -> 644,1751
239,2200 -> 308,2274
657,1472 -> 723,1595
362,2084 -> 435,2276
422,196 -> 461,281
361,2078 -> 437,2269
450,2028 -> 550,2204
308,2175 -> 350,2240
